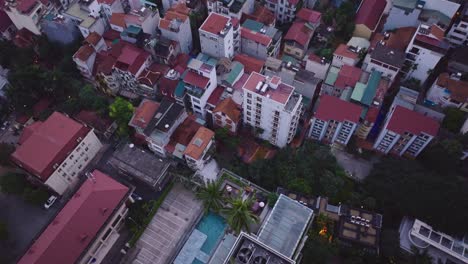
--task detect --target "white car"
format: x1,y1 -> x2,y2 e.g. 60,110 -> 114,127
44,195 -> 58,209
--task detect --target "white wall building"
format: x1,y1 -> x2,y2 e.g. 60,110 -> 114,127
305,53 -> 330,80
2,0 -> 51,35
183,56 -> 218,118
199,13 -> 235,59
447,5 -> 468,47
207,0 -> 254,19
242,72 -> 303,148
404,24 -> 449,84
158,5 -> 192,53
264,0 -> 300,24
308,95 -> 362,146
184,127 -> 215,171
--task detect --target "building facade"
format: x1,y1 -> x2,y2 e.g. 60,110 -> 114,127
199,13 -> 235,59
240,19 -> 281,60
242,72 -> 303,148
158,4 -> 193,54
264,0 -> 301,24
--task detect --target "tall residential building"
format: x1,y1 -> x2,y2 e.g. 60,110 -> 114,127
447,5 -> 468,47
199,13 -> 235,59
404,23 -> 449,84
183,55 -> 218,118
207,0 -> 254,19
309,95 -> 362,146
158,4 -> 193,54
11,112 -> 103,195
373,105 -> 439,158
264,0 -> 300,24
18,170 -> 131,264
240,19 -> 281,60
1,0 -> 52,35
242,72 -> 303,148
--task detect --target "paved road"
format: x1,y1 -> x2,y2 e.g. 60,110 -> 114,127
331,148 -> 378,181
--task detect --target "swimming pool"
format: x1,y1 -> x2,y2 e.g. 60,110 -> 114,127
196,212 -> 227,255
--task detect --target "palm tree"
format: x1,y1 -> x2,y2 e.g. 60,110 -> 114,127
222,197 -> 259,234
196,180 -> 224,214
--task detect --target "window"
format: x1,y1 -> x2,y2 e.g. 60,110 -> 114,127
247,106 -> 251,110
247,93 -> 252,98
247,99 -> 252,104
112,215 -> 122,227
85,147 -> 89,151
102,228 -> 112,241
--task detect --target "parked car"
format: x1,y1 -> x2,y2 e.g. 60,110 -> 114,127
44,195 -> 58,209
131,193 -> 143,201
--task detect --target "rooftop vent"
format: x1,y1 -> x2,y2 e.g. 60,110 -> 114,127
260,83 -> 268,93
194,138 -> 203,147
260,28 -> 267,34
165,124 -> 169,129
255,81 -> 263,91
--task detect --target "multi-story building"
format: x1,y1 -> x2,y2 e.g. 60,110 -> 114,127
240,19 -> 281,60
63,0 -> 106,38
309,95 -> 362,146
426,73 -> 468,112
242,5 -> 275,27
183,55 -> 218,118
158,4 -> 192,54
384,0 -> 459,32
404,23 -> 449,84
447,5 -> 468,47
212,97 -> 241,134
363,43 -> 405,82
0,11 -> 16,41
353,0 -> 386,40
183,127 -> 215,170
242,72 -> 303,148
305,53 -> 330,80
1,0 -> 53,35
321,64 -> 363,98
264,0 -> 301,24
373,105 -> 439,158
11,112 -> 103,195
18,170 -> 132,264
283,22 -> 314,60
73,32 -> 107,79
448,46 -> 468,74
199,13 -> 236,59
332,44 -> 360,68
109,7 -> 160,38
207,0 -> 254,19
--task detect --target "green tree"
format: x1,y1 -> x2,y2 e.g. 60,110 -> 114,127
380,230 -> 400,259
302,233 -> 337,263
442,107 -> 466,133
419,139 -> 463,174
0,173 -> 27,195
196,180 -> 224,214
0,143 -> 15,166
408,247 -> 433,264
23,187 -> 49,205
222,197 -> 259,234
109,97 -> 134,136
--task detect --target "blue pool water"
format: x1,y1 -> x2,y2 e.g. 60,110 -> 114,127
196,212 -> 227,255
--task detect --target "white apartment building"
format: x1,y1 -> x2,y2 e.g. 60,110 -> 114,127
64,0 -> 106,38
305,54 -> 330,80
72,32 -> 107,79
363,43 -> 405,82
240,19 -> 281,60
199,13 -> 235,59
373,105 -> 439,158
158,5 -> 192,53
11,112 -> 102,195
404,24 -> 449,84
2,0 -> 52,35
184,127 -> 215,171
183,56 -> 218,118
447,5 -> 468,47
308,95 -> 362,146
207,0 -> 254,19
242,72 -> 303,148
264,0 -> 300,24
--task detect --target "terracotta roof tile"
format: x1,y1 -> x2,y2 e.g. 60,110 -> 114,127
84,32 -> 102,46
370,27 -> 417,51
110,13 -> 126,28
130,100 -> 160,129
233,54 -> 265,74
315,95 -> 362,123
74,45 -> 95,62
184,127 -> 214,160
387,106 -> 439,136
183,71 -> 209,88
284,22 -> 314,47
436,73 -> 468,103
200,13 -> 230,35
355,0 -> 386,30
296,8 -> 321,24
334,44 -> 359,60
241,27 -> 272,46
213,98 -> 241,123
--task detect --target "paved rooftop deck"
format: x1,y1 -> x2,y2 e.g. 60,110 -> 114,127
131,184 -> 203,264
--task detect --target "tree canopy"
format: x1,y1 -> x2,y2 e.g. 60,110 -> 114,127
109,97 -> 134,136
363,157 -> 468,235
442,107 -> 466,133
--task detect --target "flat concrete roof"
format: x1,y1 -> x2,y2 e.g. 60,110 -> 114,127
65,3 -> 96,28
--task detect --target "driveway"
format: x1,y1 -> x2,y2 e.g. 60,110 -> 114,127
0,192 -> 61,262
331,148 -> 378,181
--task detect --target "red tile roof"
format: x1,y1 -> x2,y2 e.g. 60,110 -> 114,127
18,170 -> 129,264
207,86 -> 225,106
370,27 -> 417,51
436,73 -> 468,103
159,9 -> 189,30
387,106 -> 440,136
138,63 -> 168,86
233,54 -> 264,74
84,32 -> 102,46
240,27 -> 271,46
94,51 -> 117,76
183,71 -> 209,88
334,65 -> 362,89
242,6 -> 275,26
73,45 -> 95,62
296,8 -> 322,24
159,77 -> 179,98
16,0 -> 43,14
355,0 -> 386,30
18,121 -> 42,145
110,13 -> 126,28
200,13 -> 230,35
13,28 -> 36,48
334,44 -> 359,60
166,115 -> 201,153
284,22 -> 314,47
130,100 -> 160,129
74,110 -> 114,133
315,95 -> 362,123
213,98 -> 241,123
365,106 -> 380,123
11,112 -> 90,181
0,10 -> 13,32
115,44 -> 150,75
243,72 -> 293,104
184,127 -> 214,160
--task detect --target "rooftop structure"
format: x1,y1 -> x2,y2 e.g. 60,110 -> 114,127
233,54 -> 264,74
184,127 -> 214,161
18,170 -> 130,264
387,106 -> 439,137
296,8 -> 321,24
108,143 -> 172,189
353,0 -> 387,39
314,95 -> 362,123
129,99 -> 160,131
12,112 -> 90,181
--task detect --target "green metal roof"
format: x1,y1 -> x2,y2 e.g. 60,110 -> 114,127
242,19 -> 263,32
360,107 -> 369,120
225,62 -> 244,86
175,81 -> 186,98
325,66 -> 340,85
126,25 -> 142,34
361,71 -> 382,106
281,55 -> 298,65
351,82 -> 367,102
